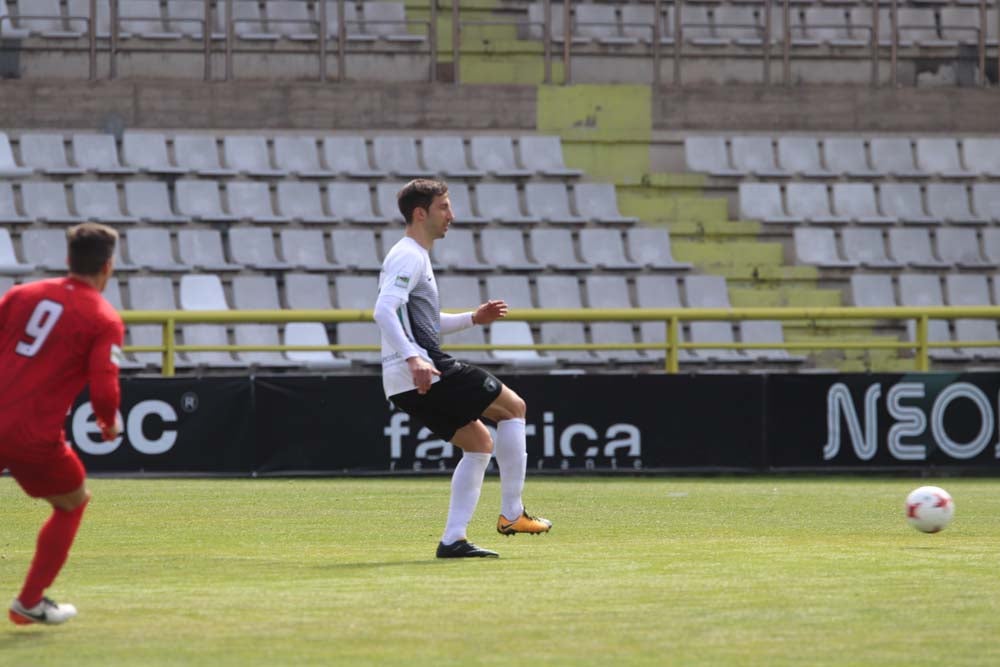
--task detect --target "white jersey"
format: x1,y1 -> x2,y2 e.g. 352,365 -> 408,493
376,236 -> 458,397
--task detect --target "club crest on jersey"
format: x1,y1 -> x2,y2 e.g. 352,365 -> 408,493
110,344 -> 124,367
394,274 -> 410,289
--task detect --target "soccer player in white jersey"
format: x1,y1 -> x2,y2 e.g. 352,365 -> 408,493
373,179 -> 551,558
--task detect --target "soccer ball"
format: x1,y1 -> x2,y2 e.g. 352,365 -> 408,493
905,486 -> 954,533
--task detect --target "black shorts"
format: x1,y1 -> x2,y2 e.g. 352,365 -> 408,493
390,362 -> 504,441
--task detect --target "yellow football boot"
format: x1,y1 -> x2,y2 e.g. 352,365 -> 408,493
496,509 -> 552,536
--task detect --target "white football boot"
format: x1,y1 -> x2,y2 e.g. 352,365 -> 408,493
9,597 -> 78,625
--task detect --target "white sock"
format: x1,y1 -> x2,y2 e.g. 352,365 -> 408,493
494,418 -> 527,521
441,451 -> 491,545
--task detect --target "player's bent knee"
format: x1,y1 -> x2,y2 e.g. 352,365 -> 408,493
510,393 -> 526,420
488,386 -> 526,422
48,485 -> 90,512
452,421 -> 494,455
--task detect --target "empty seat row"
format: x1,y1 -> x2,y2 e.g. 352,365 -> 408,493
739,182 -> 1000,225
0,226 -> 688,275
0,0 -> 422,43
851,272 -> 1000,361
525,3 -> 997,48
0,179 -> 634,227
0,272 -> 796,368
688,136 -> 1000,179
794,226 -> 1000,269
0,132 -> 581,180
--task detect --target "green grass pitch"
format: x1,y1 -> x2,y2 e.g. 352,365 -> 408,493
2,477 -> 998,666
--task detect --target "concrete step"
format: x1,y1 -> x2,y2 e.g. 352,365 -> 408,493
618,192 -> 728,223
664,219 -> 762,240
729,287 -> 843,309
706,264 -> 821,288
672,239 -> 784,267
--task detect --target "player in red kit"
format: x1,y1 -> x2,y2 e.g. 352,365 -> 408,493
0,223 -> 124,626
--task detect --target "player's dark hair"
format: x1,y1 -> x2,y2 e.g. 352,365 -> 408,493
67,222 -> 118,275
397,179 -> 448,224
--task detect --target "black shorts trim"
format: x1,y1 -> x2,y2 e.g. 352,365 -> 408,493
390,362 -> 503,441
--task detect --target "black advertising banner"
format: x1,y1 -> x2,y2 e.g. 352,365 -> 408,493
68,377 -> 254,473
252,376 -> 389,473
70,372 -> 1000,475
251,373 -> 766,474
502,374 -> 765,472
766,373 -> 1000,470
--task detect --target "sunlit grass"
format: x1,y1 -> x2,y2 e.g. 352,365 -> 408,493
2,477 -> 998,666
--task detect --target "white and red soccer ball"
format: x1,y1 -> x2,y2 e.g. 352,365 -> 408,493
905,486 -> 955,533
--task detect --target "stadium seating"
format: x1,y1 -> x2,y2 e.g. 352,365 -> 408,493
0,229 -> 33,275
126,275 -> 188,368
479,229 -> 542,271
578,229 -> 641,270
330,229 -> 382,271
519,136 -> 583,178
19,134 -> 84,176
274,136 -> 334,179
436,275 -> 494,365
229,228 -> 292,270
944,274 -> 1000,360
841,228 -> 902,269
626,228 -> 692,271
74,182 -> 138,225
177,229 -> 240,271
280,229 -> 339,271
277,181 -> 337,224
125,228 -> 190,272
574,183 -> 638,225
123,133 -> 186,176
174,134 -> 237,177
9,123 -> 1000,374
421,136 -> 484,179
178,274 -> 244,367
529,228 -> 592,272
536,275 -> 599,364
476,183 -> 540,225
372,136 -> 433,179
470,137 -> 532,178
430,229 -> 491,272
584,275 -> 647,364
447,183 -> 489,224
125,181 -> 189,224
685,275 -> 753,364
21,182 -> 84,224
266,0 -> 320,41
175,180 -> 238,223
227,182 -> 290,225
898,273 -> 969,362
634,275 -> 705,365
323,137 -> 385,178
72,134 -> 137,175
739,321 -> 806,365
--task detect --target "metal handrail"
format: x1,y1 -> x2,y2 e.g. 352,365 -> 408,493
119,306 -> 1000,377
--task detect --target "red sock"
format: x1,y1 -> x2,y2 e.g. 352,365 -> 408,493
18,500 -> 88,608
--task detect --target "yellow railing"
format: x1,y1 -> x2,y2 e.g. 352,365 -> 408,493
121,306 -> 1000,377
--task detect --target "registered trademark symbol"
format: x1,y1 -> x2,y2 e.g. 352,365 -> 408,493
181,392 -> 199,413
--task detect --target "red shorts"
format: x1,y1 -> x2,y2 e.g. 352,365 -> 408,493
0,443 -> 86,498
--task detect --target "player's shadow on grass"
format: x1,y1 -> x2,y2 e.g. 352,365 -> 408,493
317,559 -> 472,571
0,630 -> 55,647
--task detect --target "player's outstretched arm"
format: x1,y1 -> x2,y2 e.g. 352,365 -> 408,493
473,299 -> 508,325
